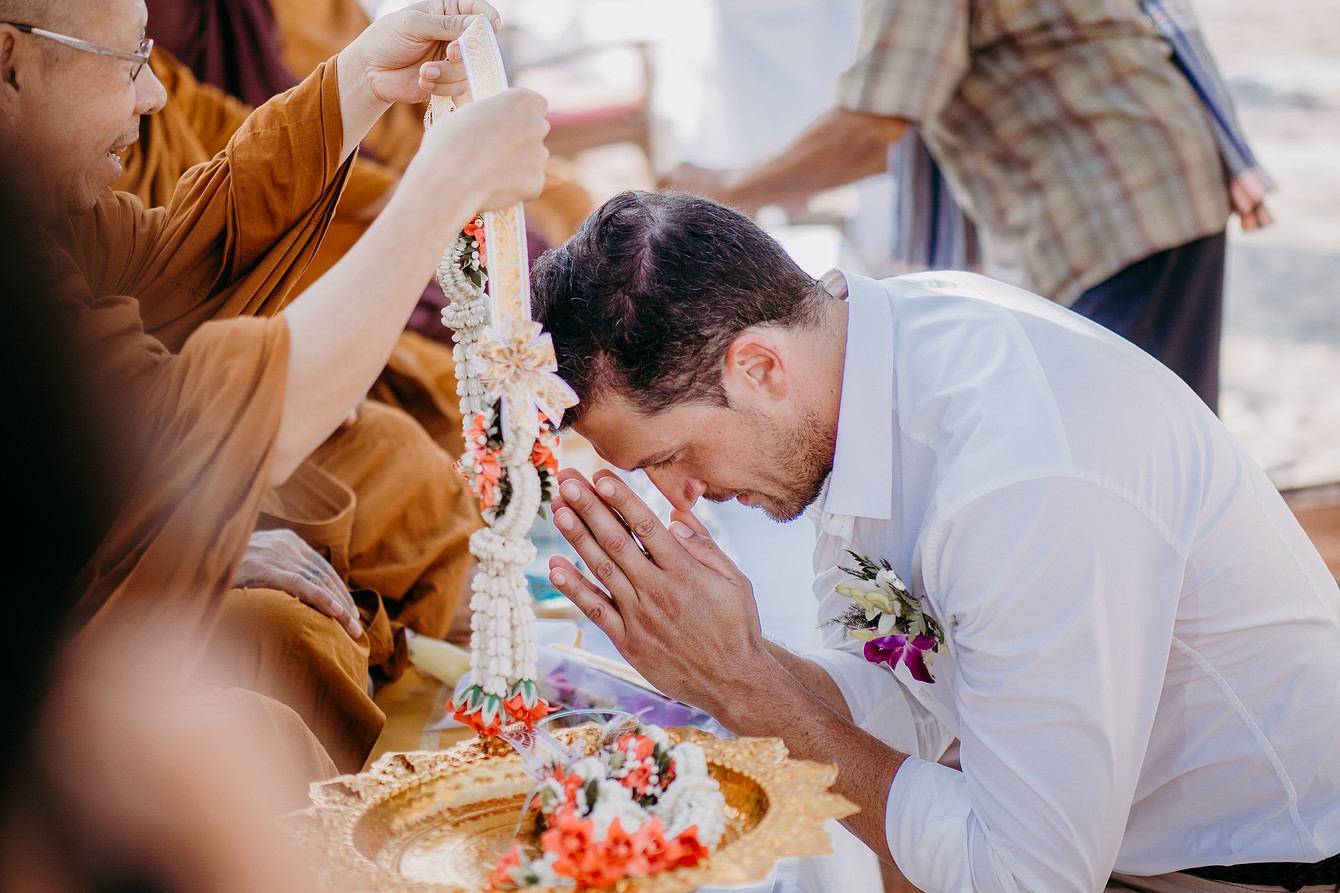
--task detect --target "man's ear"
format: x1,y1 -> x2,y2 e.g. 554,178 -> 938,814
723,331 -> 789,402
0,28 -> 25,120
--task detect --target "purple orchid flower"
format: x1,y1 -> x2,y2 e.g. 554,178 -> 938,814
863,634 -> 937,683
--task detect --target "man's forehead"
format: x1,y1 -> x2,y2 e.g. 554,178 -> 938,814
571,399 -> 681,470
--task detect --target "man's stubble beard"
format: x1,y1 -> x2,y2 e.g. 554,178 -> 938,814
731,404 -> 835,523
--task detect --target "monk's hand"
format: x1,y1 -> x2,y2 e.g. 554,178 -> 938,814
412,87 -> 549,212
546,468 -> 771,716
234,529 -> 363,639
343,0 -> 501,106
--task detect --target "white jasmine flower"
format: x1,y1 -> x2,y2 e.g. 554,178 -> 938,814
835,578 -> 896,616
653,775 -> 727,847
587,779 -> 650,840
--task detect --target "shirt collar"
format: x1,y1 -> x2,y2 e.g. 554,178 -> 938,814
818,270 -> 895,521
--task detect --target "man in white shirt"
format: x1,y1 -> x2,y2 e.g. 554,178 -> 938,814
530,190 -> 1340,892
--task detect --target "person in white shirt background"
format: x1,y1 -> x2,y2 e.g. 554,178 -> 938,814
529,189 -> 1340,893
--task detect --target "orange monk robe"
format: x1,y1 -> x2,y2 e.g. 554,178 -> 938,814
58,61 -> 417,774
269,0 -> 426,172
115,47 -> 483,651
116,49 -> 399,318
116,50 -> 472,457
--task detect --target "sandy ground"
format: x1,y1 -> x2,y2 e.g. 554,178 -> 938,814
1195,0 -> 1340,489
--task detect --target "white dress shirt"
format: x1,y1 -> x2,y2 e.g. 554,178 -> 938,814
804,271 -> 1340,892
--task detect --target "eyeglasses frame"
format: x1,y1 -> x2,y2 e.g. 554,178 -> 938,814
4,22 -> 153,81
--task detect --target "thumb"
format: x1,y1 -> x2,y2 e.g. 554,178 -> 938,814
668,510 -> 739,578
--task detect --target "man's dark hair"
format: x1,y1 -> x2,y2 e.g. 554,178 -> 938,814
531,189 -> 828,425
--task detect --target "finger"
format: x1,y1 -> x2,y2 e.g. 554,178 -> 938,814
313,565 -> 362,638
553,481 -> 641,602
587,471 -> 679,568
669,507 -> 711,537
418,59 -> 470,92
667,510 -> 744,580
294,559 -> 363,638
548,556 -> 626,643
445,1 -> 502,32
404,9 -> 489,44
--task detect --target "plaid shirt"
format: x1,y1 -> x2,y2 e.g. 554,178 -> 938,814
837,0 -> 1232,305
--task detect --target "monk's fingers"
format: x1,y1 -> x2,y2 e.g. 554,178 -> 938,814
399,9 -> 495,46
435,0 -> 502,32
548,556 -> 626,644
418,56 -> 471,96
553,481 -> 644,602
289,565 -> 363,639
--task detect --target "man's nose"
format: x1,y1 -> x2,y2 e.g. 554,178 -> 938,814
135,63 -> 167,116
647,469 -> 706,512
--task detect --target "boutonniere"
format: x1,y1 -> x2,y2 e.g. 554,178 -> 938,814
830,551 -> 944,683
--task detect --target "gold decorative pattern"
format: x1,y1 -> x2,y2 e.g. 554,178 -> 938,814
286,725 -> 858,892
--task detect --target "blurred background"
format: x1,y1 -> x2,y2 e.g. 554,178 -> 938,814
376,0 -> 1340,590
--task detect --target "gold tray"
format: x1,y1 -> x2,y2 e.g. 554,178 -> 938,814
287,724 -> 858,891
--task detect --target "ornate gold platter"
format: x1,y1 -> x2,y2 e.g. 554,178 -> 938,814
287,724 -> 858,892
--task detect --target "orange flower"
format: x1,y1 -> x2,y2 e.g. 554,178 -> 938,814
617,762 -> 654,797
666,826 -> 709,869
456,449 -> 503,509
530,439 -> 558,476
597,818 -> 653,880
541,808 -> 597,880
505,692 -> 561,726
449,700 -> 503,738
464,219 -> 488,266
617,733 -> 657,762
634,818 -> 674,873
487,841 -> 524,890
465,412 -> 490,447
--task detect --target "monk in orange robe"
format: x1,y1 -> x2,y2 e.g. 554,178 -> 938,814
2,0 -> 550,776
116,47 -> 471,452
113,46 -> 487,771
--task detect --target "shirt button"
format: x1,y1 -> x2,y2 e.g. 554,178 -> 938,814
916,688 -> 930,699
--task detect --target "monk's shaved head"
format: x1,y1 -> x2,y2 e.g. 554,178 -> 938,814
0,0 -> 73,29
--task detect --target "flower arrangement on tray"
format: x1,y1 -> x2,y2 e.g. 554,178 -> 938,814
285,720 -> 858,893
830,551 -> 944,682
488,716 -> 727,890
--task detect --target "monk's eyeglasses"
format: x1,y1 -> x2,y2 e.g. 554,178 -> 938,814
5,23 -> 153,81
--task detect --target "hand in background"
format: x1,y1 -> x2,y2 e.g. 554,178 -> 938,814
234,529 -> 363,639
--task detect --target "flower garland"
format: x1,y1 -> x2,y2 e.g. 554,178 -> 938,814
488,719 -> 726,890
830,551 -> 944,683
438,214 -> 567,735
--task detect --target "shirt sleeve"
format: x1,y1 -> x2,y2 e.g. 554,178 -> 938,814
835,0 -> 970,125
886,475 -> 1184,893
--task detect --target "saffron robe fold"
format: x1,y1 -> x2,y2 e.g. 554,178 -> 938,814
50,61 -> 412,774
55,59 -> 352,654
114,48 -> 484,674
